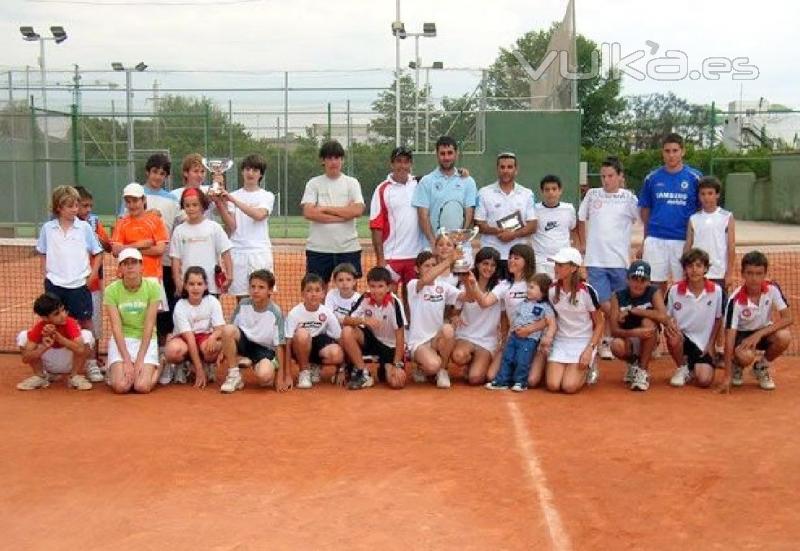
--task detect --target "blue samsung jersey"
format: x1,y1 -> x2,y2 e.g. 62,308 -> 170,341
638,165 -> 702,240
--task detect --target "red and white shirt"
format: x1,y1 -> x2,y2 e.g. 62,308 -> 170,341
369,174 -> 427,260
285,303 -> 342,339
349,292 -> 406,347
667,279 -> 723,350
725,281 -> 788,332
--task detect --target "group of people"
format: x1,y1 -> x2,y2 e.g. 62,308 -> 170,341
16,132 -> 793,396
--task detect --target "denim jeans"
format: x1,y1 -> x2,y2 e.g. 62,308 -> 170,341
494,333 -> 539,386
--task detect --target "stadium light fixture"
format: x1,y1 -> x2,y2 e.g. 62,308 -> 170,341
111,62 -> 124,71
135,62 -> 147,72
19,26 -> 40,41
391,21 -> 407,39
50,26 -> 67,43
422,22 -> 436,37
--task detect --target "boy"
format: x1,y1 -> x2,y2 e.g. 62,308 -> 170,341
286,273 -> 344,389
340,266 -> 406,390
532,175 -> 578,278
16,293 -> 94,391
719,251 -> 792,392
325,263 -> 362,324
665,248 -> 724,388
216,154 -> 275,298
609,260 -> 669,391
685,175 -> 735,292
578,157 -> 639,360
485,273 -> 555,392
171,153 -> 209,204
218,270 -> 288,393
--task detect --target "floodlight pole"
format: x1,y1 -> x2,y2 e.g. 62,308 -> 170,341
125,68 -> 134,182
414,36 -> 420,150
394,0 -> 401,146
38,37 -> 52,199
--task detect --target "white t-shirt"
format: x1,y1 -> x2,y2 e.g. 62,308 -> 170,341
667,280 -> 723,350
233,298 -> 285,348
369,174 -> 427,260
325,288 -> 362,322
172,295 -> 225,335
725,282 -> 788,332
285,303 -> 342,339
455,295 -> 503,352
689,208 -> 732,280
578,187 -> 639,268
549,283 -> 600,341
349,292 -> 406,347
169,219 -> 232,295
407,279 -> 461,349
301,174 -> 364,253
475,182 -> 537,259
532,202 -> 576,265
227,187 -> 274,251
491,279 -> 528,325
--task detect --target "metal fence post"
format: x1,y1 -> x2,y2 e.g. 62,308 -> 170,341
71,103 -> 80,184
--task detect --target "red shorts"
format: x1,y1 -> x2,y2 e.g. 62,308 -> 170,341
386,259 -> 417,285
181,332 -> 212,350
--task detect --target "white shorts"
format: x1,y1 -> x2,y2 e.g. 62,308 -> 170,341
144,277 -> 168,311
537,261 -> 555,279
107,337 -> 159,367
17,329 -> 94,374
91,290 -> 103,340
548,336 -> 593,365
230,249 -> 274,296
642,236 -> 685,283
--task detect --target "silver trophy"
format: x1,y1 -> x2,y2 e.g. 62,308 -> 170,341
202,157 -> 234,196
439,226 -> 479,274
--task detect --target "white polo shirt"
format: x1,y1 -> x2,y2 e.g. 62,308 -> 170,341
325,288 -> 362,322
285,303 -> 342,339
369,174 -> 427,260
455,296 -> 503,352
667,280 -> 723,350
172,295 -> 225,335
233,299 -> 285,348
475,182 -> 537,259
227,187 -> 275,251
532,202 -> 576,265
37,218 -> 103,289
578,187 -> 639,268
407,279 -> 461,349
490,279 -> 528,323
689,208 -> 732,280
549,282 -> 600,341
725,282 -> 788,332
301,174 -> 364,254
349,292 -> 406,347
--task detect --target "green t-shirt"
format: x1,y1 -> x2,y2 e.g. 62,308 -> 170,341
103,278 -> 161,339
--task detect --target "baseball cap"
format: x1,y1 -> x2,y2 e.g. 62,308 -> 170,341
628,260 -> 651,280
122,182 -> 145,198
549,247 -> 582,266
117,247 -> 143,264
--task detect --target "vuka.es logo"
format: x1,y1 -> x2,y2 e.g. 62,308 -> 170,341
512,40 -> 759,82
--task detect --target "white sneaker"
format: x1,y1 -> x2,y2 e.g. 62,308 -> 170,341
510,382 -> 526,392
158,362 -> 175,385
220,368 -> 244,393
297,369 -> 313,389
585,362 -> 599,385
412,367 -> 427,383
310,364 -> 321,384
85,359 -> 105,383
732,363 -> 744,387
670,364 -> 692,387
623,360 -> 639,384
598,340 -> 614,360
16,374 -> 49,391
436,369 -> 451,389
173,362 -> 188,385
68,374 -> 93,391
630,367 -> 650,391
753,360 -> 775,390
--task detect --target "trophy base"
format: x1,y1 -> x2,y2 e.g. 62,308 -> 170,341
452,262 -> 472,275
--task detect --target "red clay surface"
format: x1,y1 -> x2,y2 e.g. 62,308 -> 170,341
1,355 -> 798,550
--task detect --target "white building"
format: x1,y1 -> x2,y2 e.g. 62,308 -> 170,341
722,99 -> 799,151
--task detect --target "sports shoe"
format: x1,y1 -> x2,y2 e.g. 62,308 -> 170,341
623,359 -> 639,384
220,368 -> 244,393
436,369 -> 451,389
16,374 -> 49,391
585,362 -> 600,385
297,369 -> 313,389
598,340 -> 614,360
732,363 -> 744,387
203,363 -> 217,383
412,367 -> 427,383
484,381 -> 508,390
347,369 -> 374,390
310,364 -> 321,384
173,362 -> 188,385
85,359 -> 105,383
753,360 -> 776,390
629,367 -> 650,391
510,382 -> 526,392
670,364 -> 692,387
68,374 -> 93,391
158,362 -> 175,385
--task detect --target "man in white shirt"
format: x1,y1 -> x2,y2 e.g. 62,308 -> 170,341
301,140 -> 365,286
475,152 -> 537,278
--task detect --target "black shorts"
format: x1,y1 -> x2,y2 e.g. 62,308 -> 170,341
305,250 -> 362,283
236,330 -> 276,364
735,330 -> 770,351
682,334 -> 713,369
157,265 -> 177,339
361,328 -> 396,366
44,279 -> 92,321
310,334 -> 337,364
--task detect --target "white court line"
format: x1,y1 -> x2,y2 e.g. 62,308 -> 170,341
507,399 -> 572,551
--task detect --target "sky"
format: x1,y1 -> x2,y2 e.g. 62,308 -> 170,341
1,0 -> 797,123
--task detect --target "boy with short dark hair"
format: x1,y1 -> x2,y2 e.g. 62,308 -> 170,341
685,175 -> 735,291
532,175 -> 578,278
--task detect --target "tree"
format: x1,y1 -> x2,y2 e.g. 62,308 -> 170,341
616,92 -> 709,151
369,73 -> 430,146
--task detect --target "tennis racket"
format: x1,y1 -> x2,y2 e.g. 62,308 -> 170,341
437,199 -> 465,233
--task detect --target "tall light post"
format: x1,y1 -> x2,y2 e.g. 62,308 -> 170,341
391,4 -> 406,147
406,22 -> 436,149
410,61 -> 443,153
112,61 -> 147,182
20,25 -> 67,201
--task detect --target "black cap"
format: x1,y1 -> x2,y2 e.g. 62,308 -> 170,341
391,146 -> 413,162
628,260 -> 651,279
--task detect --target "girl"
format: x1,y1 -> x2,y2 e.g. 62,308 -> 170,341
104,248 -> 162,394
434,232 -> 459,287
325,262 -> 362,323
451,247 -> 503,385
163,267 -> 226,389
546,247 -> 604,394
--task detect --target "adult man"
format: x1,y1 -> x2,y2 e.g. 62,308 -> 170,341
301,140 -> 365,284
474,152 -> 537,277
638,133 -> 702,292
412,136 -> 477,246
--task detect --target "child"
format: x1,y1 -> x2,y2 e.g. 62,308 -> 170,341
218,269 -> 288,394
171,153 -> 210,206
216,154 -> 276,299
75,185 -> 111,382
407,250 -> 464,389
486,273 -> 556,391
16,293 -> 94,391
685,176 -> 735,292
163,267 -> 226,389
609,260 -> 668,391
719,251 -> 792,392
325,263 -> 362,324
433,232 -> 459,287
286,273 -> 344,389
665,248 -> 724,388
578,157 -> 640,361
340,267 -> 407,390
532,175 -> 578,278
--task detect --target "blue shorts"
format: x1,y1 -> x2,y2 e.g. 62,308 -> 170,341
305,250 -> 362,283
587,267 -> 628,304
44,279 -> 92,322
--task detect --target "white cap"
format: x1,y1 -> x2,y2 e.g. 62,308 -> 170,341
122,182 -> 145,198
117,247 -> 143,264
549,247 -> 583,266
